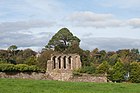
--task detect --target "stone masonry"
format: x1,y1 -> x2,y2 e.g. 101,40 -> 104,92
0,72 -> 107,82
47,54 -> 82,81
47,54 -> 81,71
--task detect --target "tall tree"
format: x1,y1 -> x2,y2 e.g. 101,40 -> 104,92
0,50 -> 9,63
130,49 -> 140,62
7,45 -> 18,64
108,61 -> 126,82
129,62 -> 140,83
37,49 -> 54,69
15,49 -> 36,64
8,45 -> 17,51
96,61 -> 110,74
46,28 -> 80,52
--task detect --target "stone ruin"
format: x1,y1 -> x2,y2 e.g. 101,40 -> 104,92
47,54 -> 82,72
47,54 -> 82,81
46,54 -> 107,82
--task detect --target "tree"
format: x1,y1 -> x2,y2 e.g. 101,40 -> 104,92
0,50 -> 9,63
8,45 -> 17,51
90,48 -> 100,64
108,61 -> 126,82
15,49 -> 36,64
130,49 -> 140,62
98,50 -> 107,63
81,50 -> 92,66
96,61 -> 110,74
22,49 -> 36,59
108,54 -> 118,65
37,49 -> 54,69
7,45 -> 18,64
46,28 -> 80,52
25,56 -> 37,66
129,62 -> 140,83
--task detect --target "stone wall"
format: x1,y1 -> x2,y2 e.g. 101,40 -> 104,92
49,71 -> 73,81
0,72 -> 51,80
70,74 -> 107,83
0,72 -> 107,82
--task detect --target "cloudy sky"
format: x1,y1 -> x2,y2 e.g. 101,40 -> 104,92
0,0 -> 140,51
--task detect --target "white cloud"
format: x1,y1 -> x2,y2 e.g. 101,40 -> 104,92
66,11 -> 140,28
127,18 -> 140,28
81,37 -> 140,51
67,11 -> 123,28
0,20 -> 56,32
0,31 -> 54,51
67,11 -> 113,22
0,20 -> 56,51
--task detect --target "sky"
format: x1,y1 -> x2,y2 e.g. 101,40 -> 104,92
0,0 -> 140,51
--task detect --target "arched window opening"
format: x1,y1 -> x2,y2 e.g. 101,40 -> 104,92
68,56 -> 71,69
63,56 -> 66,69
58,56 -> 61,69
53,56 -> 56,69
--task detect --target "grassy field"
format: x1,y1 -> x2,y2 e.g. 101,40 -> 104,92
0,78 -> 140,93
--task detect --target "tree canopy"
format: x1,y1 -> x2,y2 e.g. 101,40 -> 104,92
108,61 -> 126,82
129,62 -> 140,83
8,45 -> 17,51
46,28 -> 80,52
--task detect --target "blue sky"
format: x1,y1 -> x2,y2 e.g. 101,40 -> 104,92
0,0 -> 140,51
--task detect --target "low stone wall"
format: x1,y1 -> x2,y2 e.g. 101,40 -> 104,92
70,74 -> 107,82
47,70 -> 73,81
49,72 -> 73,81
0,72 -> 107,82
0,72 -> 51,80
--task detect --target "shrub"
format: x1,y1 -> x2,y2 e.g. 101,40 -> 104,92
15,64 -> 29,72
96,61 -> 110,74
28,65 -> 43,72
0,64 -> 15,71
107,61 -> 126,82
78,66 -> 96,74
129,62 -> 140,83
0,63 -> 44,72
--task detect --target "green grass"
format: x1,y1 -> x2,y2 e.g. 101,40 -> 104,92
0,78 -> 140,93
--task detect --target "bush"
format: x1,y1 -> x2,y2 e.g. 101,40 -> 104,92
129,62 -> 140,83
107,61 -> 126,82
0,64 -> 15,71
78,66 -> 96,74
96,61 -> 110,74
28,65 -> 44,72
15,64 -> 29,72
0,63 -> 44,72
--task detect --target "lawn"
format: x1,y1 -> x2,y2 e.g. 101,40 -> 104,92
0,78 -> 140,93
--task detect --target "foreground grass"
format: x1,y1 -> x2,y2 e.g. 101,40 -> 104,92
0,78 -> 140,93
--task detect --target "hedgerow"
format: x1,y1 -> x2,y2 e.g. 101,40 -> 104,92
0,63 -> 44,72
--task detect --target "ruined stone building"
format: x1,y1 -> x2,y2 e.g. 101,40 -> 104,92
47,54 -> 81,72
47,54 -> 82,80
